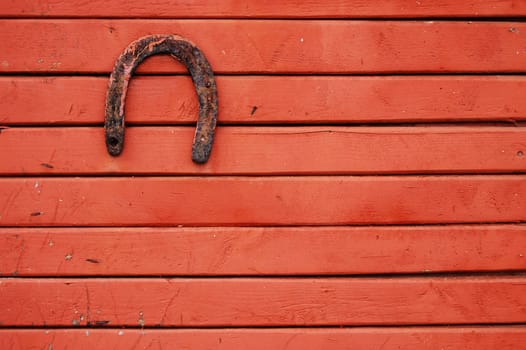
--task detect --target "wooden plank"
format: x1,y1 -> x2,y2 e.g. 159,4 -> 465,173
2,0 -> 525,18
1,277 -> 526,326
2,328 -> 526,350
0,176 -> 524,226
1,20 -> 525,74
1,225 -> 525,276
1,127 -> 525,175
2,76 -> 526,125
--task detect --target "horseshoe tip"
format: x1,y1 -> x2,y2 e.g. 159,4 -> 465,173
107,147 -> 123,157
192,152 -> 210,164
106,135 -> 124,156
192,144 -> 213,164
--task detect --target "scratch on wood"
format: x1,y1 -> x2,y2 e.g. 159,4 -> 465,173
85,284 -> 92,324
13,237 -> 25,276
160,288 -> 181,325
85,258 -> 100,264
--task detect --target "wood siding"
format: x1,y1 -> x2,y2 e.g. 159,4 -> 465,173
0,1 -> 525,349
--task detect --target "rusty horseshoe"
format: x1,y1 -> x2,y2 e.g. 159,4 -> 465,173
104,34 -> 218,163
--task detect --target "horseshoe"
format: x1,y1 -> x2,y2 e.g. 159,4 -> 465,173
104,34 -> 218,163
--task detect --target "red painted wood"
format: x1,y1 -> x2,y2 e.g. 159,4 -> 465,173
2,2 -> 525,336
2,327 -> 526,350
0,176 -> 524,226
2,76 -> 525,125
1,21 -> 525,73
1,277 -> 526,326
2,0 -> 525,18
1,225 -> 525,276
1,127 -> 525,175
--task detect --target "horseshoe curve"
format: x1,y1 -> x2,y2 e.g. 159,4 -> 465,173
104,34 -> 218,164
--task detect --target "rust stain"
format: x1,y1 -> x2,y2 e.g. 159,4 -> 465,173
104,34 -> 218,163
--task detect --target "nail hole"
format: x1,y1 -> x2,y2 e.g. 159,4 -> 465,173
108,137 -> 119,147
518,150 -> 524,157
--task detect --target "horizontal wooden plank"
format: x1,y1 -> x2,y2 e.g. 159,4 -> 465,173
1,127 -> 525,175
0,176 -> 524,226
1,277 -> 526,326
2,76 -> 526,125
3,0 -> 526,18
1,20 -> 525,73
1,225 -> 525,276
2,327 -> 526,350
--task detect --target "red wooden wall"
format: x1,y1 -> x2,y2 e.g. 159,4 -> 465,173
1,1 -> 526,349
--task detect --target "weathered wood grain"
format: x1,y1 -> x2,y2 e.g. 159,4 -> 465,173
2,0 -> 525,18
1,127 -> 525,175
2,76 -> 525,125
1,277 -> 526,326
2,0 -> 525,341
1,225 -> 525,276
0,176 -> 524,226
2,327 -> 526,350
1,21 -> 525,73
